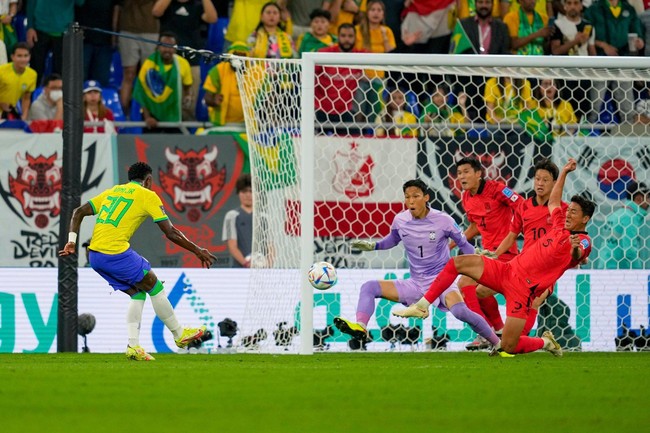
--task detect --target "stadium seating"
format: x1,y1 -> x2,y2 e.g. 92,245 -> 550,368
206,17 -> 229,55
102,87 -> 125,121
195,86 -> 209,122
108,50 -> 123,91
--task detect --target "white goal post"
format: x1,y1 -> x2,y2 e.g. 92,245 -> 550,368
236,53 -> 650,355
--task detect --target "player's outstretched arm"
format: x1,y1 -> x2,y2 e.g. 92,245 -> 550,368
157,219 -> 217,268
450,222 -> 479,250
58,203 -> 94,256
352,229 -> 401,252
494,231 -> 517,257
350,239 -> 376,251
549,158 -> 576,214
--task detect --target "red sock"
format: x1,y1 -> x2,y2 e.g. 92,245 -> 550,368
424,260 -> 459,303
478,295 -> 504,331
460,285 -> 489,321
512,336 -> 545,354
522,309 -> 538,336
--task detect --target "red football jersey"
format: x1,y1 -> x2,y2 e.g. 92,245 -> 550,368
509,197 -> 569,251
510,207 -> 591,291
461,179 -> 521,253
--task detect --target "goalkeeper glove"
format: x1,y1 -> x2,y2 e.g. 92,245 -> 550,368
475,248 -> 497,259
351,240 -> 376,251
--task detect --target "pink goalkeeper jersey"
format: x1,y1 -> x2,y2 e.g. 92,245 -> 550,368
375,208 -> 475,283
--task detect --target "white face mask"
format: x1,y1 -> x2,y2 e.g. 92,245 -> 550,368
49,90 -> 63,102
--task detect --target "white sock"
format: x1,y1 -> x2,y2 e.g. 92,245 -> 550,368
150,290 -> 183,339
415,298 -> 431,310
126,298 -> 145,347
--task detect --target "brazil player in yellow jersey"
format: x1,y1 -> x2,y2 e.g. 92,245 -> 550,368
59,162 -> 217,361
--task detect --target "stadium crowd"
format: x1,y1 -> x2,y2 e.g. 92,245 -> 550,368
0,0 -> 648,132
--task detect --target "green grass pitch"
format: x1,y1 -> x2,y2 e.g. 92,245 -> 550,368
1,352 -> 647,433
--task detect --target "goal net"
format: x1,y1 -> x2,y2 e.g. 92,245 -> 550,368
235,53 -> 650,354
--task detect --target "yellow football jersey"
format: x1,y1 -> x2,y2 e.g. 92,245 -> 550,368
88,182 -> 169,254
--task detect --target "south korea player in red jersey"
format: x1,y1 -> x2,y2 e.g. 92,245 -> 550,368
453,157 -> 522,348
395,158 -> 595,356
491,158 -> 568,336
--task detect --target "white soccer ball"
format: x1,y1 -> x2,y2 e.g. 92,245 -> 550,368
308,261 -> 338,290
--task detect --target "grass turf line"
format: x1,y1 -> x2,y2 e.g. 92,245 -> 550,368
0,352 -> 647,433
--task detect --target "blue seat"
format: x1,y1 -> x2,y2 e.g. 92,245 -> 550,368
120,99 -> 142,134
108,50 -> 123,91
102,87 -> 125,121
206,17 -> 229,54
31,86 -> 43,101
195,85 -> 209,122
599,90 -> 620,124
405,90 -> 420,117
12,14 -> 27,42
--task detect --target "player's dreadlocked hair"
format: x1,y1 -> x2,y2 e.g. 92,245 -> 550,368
128,162 -> 153,182
571,195 -> 596,218
534,158 -> 559,180
402,179 -> 430,196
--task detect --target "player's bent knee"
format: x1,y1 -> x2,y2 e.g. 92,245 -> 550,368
135,270 -> 158,293
476,285 -> 495,298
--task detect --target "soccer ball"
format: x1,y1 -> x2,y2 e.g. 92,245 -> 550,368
308,261 -> 337,290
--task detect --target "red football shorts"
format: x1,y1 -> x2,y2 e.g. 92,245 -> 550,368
476,256 -> 536,320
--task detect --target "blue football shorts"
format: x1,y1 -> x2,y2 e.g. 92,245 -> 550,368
89,248 -> 151,291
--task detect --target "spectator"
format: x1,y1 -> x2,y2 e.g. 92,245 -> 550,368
133,32 -> 192,133
153,0 -> 218,120
0,0 -> 18,59
222,174 -> 254,268
26,0 -> 85,85
83,80 -> 116,133
551,0 -> 595,56
323,0 -> 366,35
484,76 -> 533,124
117,0 -> 159,115
449,0 -> 510,122
28,73 -> 63,121
507,0 -> 554,18
598,181 -> 649,269
355,0 -> 396,53
641,4 -> 650,56
420,83 -> 469,136
296,9 -> 337,55
531,79 -> 577,134
585,0 -> 644,123
0,42 -> 37,120
503,0 -> 552,55
450,0 -> 511,54
457,0 -> 510,19
354,0 -> 395,122
375,88 -> 418,137
288,0 -> 325,38
75,0 -> 120,87
203,41 -> 248,126
225,0 -> 267,47
248,2 -> 295,58
550,0 -> 595,121
314,23 -> 366,133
